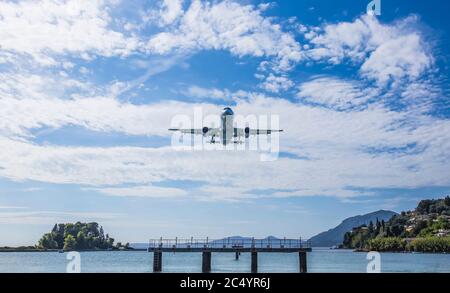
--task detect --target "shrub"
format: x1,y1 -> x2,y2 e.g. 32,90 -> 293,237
366,237 -> 407,252
408,237 -> 450,253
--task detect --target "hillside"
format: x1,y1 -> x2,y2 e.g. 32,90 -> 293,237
343,197 -> 450,252
309,210 -> 397,247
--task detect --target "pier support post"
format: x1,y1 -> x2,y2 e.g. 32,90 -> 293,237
202,250 -> 212,273
153,250 -> 162,272
299,251 -> 307,273
251,251 -> 258,273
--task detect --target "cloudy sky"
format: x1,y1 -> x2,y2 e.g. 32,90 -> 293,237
0,0 -> 449,245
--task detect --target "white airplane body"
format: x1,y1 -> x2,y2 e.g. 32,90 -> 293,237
169,107 -> 283,145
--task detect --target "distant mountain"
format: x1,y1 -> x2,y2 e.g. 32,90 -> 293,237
309,210 -> 397,247
130,242 -> 148,249
210,236 -> 286,247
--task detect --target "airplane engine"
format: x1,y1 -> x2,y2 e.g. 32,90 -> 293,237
245,127 -> 250,138
202,126 -> 209,136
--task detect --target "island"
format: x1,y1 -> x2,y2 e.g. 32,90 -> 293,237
342,197 -> 450,253
0,222 -> 134,252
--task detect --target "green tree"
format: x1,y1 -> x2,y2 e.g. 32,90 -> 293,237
76,231 -> 86,250
413,220 -> 428,236
385,226 -> 392,237
99,226 -> 105,241
38,233 -> 58,249
368,221 -> 374,234
64,223 -> 75,238
445,196 -> 450,206
63,235 -> 77,250
417,200 -> 432,214
87,222 -> 99,237
107,236 -> 114,247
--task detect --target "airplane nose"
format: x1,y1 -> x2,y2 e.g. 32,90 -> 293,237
222,107 -> 234,116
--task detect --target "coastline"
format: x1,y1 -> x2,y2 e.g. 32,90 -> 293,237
322,247 -> 449,254
3,247 -> 446,254
0,247 -> 145,252
352,248 -> 448,254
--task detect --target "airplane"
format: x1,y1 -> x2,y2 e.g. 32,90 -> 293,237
169,107 -> 283,145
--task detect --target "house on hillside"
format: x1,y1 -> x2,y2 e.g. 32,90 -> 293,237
436,229 -> 449,237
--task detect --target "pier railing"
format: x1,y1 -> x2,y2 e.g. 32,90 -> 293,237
147,237 -> 311,273
148,237 -> 311,250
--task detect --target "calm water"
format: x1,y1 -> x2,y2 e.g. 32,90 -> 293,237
0,248 -> 449,273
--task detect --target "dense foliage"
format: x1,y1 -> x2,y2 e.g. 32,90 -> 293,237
342,197 -> 450,252
366,237 -> 407,252
409,237 -> 450,253
37,222 -> 129,250
365,237 -> 450,252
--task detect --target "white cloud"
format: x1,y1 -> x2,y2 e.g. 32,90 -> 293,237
159,0 -> 185,25
195,185 -> 259,202
0,0 -> 140,65
360,33 -> 432,85
304,15 -> 433,85
146,0 -> 302,72
260,74 -> 294,93
0,210 -> 124,224
79,67 -> 90,75
0,72 -> 222,138
270,189 -> 373,199
399,80 -> 441,113
305,15 -> 387,62
183,86 -> 230,100
297,77 -> 377,110
90,185 -> 187,198
62,62 -> 75,70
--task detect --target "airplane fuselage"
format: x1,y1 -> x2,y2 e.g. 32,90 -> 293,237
221,107 -> 234,145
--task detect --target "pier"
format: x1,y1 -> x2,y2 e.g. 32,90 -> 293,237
147,237 -> 311,273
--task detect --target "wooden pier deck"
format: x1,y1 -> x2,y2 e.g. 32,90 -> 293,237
147,238 -> 311,273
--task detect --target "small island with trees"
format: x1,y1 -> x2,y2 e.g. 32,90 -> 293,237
342,197 -> 450,253
0,222 -> 134,252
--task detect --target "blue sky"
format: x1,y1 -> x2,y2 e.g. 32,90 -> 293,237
0,0 -> 450,246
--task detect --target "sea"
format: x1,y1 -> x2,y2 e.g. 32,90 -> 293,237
0,248 -> 449,273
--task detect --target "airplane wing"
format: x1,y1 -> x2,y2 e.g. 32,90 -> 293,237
169,128 -> 221,136
249,129 -> 283,135
234,128 -> 283,137
169,128 -> 203,134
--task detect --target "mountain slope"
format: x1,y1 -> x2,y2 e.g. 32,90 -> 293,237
310,210 -> 397,247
